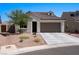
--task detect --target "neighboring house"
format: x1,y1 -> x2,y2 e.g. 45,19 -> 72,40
0,23 -> 9,33
27,11 -> 65,33
0,16 -> 20,33
61,11 -> 79,33
0,22 -> 19,33
0,16 -> 8,33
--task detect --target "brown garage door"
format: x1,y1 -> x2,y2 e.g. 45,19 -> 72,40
40,23 -> 61,32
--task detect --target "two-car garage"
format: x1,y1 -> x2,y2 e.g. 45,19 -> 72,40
40,22 -> 61,32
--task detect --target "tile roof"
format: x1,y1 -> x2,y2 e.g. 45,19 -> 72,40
29,12 -> 64,20
61,11 -> 79,21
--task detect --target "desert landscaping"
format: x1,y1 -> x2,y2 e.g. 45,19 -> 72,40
0,33 -> 46,48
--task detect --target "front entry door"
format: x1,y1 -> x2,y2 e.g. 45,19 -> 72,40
32,22 -> 37,33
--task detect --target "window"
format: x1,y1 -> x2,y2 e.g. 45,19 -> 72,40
70,14 -> 75,17
48,11 -> 53,16
48,13 -> 52,15
20,25 -> 27,28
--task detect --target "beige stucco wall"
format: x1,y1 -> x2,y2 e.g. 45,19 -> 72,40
15,24 -> 20,32
27,21 -> 32,33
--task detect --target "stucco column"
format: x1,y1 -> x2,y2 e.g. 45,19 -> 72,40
27,21 -> 32,33
61,21 -> 65,32
6,25 -> 8,32
15,24 -> 20,33
37,22 -> 40,33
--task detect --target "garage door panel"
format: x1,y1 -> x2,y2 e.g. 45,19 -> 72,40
40,23 -> 61,32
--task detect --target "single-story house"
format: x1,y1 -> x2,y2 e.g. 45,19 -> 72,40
61,11 -> 79,33
27,11 -> 65,33
0,17 -> 9,33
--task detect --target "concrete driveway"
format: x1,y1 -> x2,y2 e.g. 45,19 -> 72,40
40,33 -> 79,44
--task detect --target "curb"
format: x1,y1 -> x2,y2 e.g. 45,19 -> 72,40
1,43 -> 79,55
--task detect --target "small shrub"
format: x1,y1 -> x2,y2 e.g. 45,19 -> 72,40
34,38 -> 41,43
33,32 -> 36,35
33,32 -> 37,38
19,39 -> 23,42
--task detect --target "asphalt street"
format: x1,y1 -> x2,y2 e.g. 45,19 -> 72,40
19,45 -> 79,55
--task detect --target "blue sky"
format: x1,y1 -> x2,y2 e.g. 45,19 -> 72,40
0,3 -> 79,22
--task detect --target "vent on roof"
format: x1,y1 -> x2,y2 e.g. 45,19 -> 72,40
48,11 -> 54,16
70,14 -> 75,17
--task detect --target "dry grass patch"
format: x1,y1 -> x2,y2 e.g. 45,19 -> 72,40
19,35 -> 29,40
34,37 -> 41,43
19,33 -> 30,42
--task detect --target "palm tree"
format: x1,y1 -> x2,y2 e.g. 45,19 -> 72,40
8,9 -> 30,28
8,9 -> 31,33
